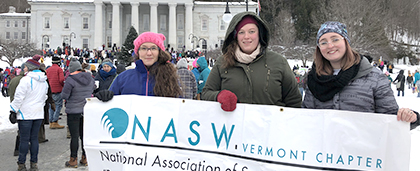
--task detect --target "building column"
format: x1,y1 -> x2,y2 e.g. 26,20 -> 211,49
111,1 -> 121,48
185,3 -> 193,50
149,2 -> 158,33
168,3 -> 177,50
131,2 -> 139,33
94,1 -> 104,49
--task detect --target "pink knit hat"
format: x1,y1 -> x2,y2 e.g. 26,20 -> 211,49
133,32 -> 166,56
192,58 -> 198,68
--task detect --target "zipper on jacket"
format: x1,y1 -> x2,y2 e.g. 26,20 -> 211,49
146,71 -> 149,96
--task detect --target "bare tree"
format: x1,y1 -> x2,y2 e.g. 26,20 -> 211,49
311,0 -> 393,59
0,0 -> 30,13
0,39 -> 40,67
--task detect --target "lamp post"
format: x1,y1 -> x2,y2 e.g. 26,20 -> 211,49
69,32 -> 76,49
246,0 -> 248,11
222,0 -> 232,23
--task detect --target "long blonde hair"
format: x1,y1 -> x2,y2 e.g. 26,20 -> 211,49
313,40 -> 360,76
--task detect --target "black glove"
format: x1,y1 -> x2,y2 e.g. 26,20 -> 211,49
9,111 -> 17,124
95,90 -> 114,102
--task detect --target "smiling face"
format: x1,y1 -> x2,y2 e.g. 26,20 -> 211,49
318,32 -> 347,69
237,23 -> 259,55
138,42 -> 159,67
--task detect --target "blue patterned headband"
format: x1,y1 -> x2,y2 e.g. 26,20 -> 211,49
316,21 -> 350,46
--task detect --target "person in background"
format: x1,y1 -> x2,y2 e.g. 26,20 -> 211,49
407,70 -> 413,90
385,71 -> 393,86
115,60 -> 126,74
46,56 -> 65,129
176,58 -> 197,99
10,55 -> 48,171
90,64 -> 97,77
294,70 -> 304,96
0,68 -> 3,92
95,32 -> 182,102
38,63 -> 54,143
2,67 -> 9,97
414,69 -> 420,97
62,59 -> 95,168
302,21 -> 419,129
201,12 -> 302,111
191,58 -> 200,84
81,63 -> 93,78
196,57 -> 210,100
393,70 -> 405,97
94,59 -> 117,94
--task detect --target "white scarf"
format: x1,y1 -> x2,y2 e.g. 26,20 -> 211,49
235,44 -> 261,64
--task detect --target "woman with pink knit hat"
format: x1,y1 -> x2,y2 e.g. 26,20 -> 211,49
95,32 -> 182,101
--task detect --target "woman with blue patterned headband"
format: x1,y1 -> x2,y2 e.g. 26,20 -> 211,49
302,21 -> 419,129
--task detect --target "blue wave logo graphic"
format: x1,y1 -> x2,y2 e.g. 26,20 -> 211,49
101,108 -> 129,138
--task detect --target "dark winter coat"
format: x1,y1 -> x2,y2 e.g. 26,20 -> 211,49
407,75 -> 413,84
116,63 -> 126,74
61,71 -> 95,114
8,72 -> 24,102
393,70 -> 405,91
201,12 -> 302,107
109,59 -> 156,96
46,64 -> 65,93
302,57 -> 399,114
94,68 -> 117,93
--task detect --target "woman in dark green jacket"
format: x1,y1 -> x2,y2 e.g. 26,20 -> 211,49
201,12 -> 302,111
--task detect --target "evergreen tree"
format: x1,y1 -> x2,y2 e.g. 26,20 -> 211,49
116,26 -> 138,66
291,0 -> 318,43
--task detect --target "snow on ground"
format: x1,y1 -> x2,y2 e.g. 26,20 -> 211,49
0,57 -> 419,170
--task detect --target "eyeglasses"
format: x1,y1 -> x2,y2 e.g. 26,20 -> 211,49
139,46 -> 159,52
318,37 -> 344,49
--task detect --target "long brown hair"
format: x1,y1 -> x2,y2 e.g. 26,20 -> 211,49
314,40 -> 360,76
222,40 -> 238,68
134,49 -> 182,97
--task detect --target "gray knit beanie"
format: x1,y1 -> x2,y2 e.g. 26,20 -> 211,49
69,58 -> 82,73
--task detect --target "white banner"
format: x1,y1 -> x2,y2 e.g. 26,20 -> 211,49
84,95 -> 410,171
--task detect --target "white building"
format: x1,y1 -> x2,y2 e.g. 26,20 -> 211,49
27,0 -> 257,51
0,6 -> 31,44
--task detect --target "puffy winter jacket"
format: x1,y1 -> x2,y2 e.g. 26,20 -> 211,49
109,59 -> 156,96
61,71 -> 95,114
46,64 -> 65,93
302,57 -> 398,114
10,70 -> 48,120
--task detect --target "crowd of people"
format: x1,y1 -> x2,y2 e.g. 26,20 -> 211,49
1,11 -> 420,171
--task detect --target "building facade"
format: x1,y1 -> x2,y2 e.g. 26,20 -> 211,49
27,0 -> 257,51
0,6 -> 31,44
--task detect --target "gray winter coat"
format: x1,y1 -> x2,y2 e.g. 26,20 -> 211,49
302,57 -> 399,114
62,72 -> 95,114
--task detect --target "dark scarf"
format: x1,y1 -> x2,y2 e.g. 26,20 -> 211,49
307,61 -> 361,102
99,67 -> 116,81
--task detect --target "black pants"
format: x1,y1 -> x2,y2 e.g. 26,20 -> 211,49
1,87 -> 8,97
67,114 -> 85,158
